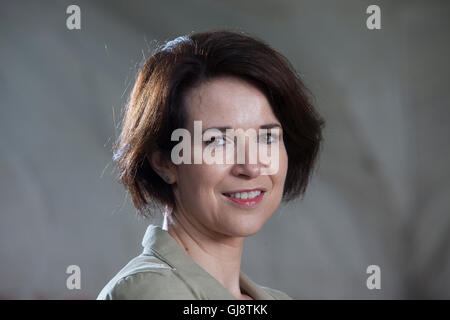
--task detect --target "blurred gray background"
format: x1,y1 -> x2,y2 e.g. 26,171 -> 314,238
1,0 -> 449,299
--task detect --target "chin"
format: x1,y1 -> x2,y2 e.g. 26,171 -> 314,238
222,217 -> 269,238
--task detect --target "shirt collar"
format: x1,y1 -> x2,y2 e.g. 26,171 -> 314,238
141,224 -> 273,300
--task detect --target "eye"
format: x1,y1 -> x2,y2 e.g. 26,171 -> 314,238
205,135 -> 226,146
259,132 -> 278,144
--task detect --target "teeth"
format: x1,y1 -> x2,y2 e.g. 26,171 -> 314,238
227,190 -> 262,200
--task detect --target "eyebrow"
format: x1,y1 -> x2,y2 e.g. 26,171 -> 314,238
202,123 -> 282,134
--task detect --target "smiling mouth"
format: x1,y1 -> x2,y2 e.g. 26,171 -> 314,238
222,191 -> 266,208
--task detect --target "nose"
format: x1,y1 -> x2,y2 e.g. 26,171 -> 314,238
231,162 -> 261,179
230,135 -> 263,179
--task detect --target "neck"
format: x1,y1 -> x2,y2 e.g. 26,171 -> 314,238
166,210 -> 248,299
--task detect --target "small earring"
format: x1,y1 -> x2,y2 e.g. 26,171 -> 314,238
165,175 -> 171,183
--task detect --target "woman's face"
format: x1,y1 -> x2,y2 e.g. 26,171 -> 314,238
171,76 -> 288,238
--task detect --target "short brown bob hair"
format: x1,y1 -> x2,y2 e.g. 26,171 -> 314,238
113,29 -> 325,217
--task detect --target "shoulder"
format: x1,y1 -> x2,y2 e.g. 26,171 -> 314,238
97,255 -> 196,300
260,286 -> 293,300
97,270 -> 195,300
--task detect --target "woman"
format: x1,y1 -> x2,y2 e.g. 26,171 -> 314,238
97,30 -> 324,300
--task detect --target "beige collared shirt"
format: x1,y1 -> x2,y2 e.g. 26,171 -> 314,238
97,224 -> 292,300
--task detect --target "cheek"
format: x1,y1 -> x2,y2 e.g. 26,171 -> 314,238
177,164 -> 229,196
273,148 -> 288,192
277,146 -> 288,176
281,149 -> 288,177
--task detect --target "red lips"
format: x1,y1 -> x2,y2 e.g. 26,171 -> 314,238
222,191 -> 265,208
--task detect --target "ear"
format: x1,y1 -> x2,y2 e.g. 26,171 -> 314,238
148,149 -> 177,184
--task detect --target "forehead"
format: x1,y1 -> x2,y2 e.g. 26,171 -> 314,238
183,76 -> 279,129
